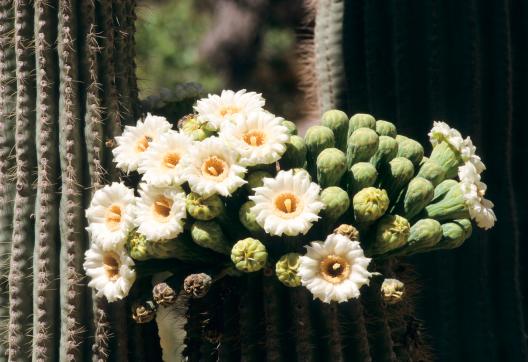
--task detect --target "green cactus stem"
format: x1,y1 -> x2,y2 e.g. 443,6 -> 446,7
262,273 -> 287,359
8,2 -> 37,359
321,109 -> 349,151
33,2 -> 60,361
290,287 -> 317,361
0,1 -> 16,359
317,147 -> 347,188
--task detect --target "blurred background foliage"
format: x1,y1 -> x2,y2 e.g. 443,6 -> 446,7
136,0 -> 306,120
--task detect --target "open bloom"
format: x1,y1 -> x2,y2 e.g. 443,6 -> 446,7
194,89 -> 265,130
428,121 -> 464,149
83,240 -> 136,303
86,183 -> 135,247
249,170 -> 324,236
458,164 -> 496,229
181,137 -> 247,197
138,131 -> 193,186
219,111 -> 289,166
134,183 -> 187,241
299,233 -> 372,303
113,113 -> 172,172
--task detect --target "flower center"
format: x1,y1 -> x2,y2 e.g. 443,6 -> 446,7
105,205 -> 122,231
163,152 -> 180,169
103,252 -> 120,281
152,195 -> 172,221
320,255 -> 351,284
201,156 -> 228,180
274,193 -> 301,217
136,135 -> 153,152
242,130 -> 266,147
218,105 -> 240,117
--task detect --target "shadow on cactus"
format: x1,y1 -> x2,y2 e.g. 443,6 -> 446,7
83,89 -> 496,360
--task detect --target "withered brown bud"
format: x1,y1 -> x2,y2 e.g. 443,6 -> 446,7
183,273 -> 213,299
333,224 -> 360,241
381,278 -> 405,304
131,300 -> 157,324
152,282 -> 177,306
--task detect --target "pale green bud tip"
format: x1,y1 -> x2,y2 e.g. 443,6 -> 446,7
281,135 -> 307,169
333,224 -> 360,241
282,120 -> 298,135
231,238 -> 268,272
152,282 -> 177,306
407,218 -> 443,252
179,114 -> 213,140
349,113 -> 376,133
183,273 -> 213,298
275,253 -> 302,287
127,229 -> 149,261
321,187 -> 350,220
381,278 -> 405,304
186,192 -> 224,221
317,148 -> 347,187
322,109 -> 348,126
353,187 -> 390,223
131,300 -> 157,324
347,127 -> 379,166
246,170 -> 272,192
374,215 -> 411,253
375,120 -> 397,137
239,200 -> 262,233
396,138 -> 424,166
305,126 -> 335,155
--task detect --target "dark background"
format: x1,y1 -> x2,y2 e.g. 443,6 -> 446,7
136,1 -> 528,360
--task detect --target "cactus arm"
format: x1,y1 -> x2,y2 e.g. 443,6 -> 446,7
314,0 -> 346,112
239,274 -> 265,361
262,275 -> 285,361
33,1 -> 61,360
157,292 -> 190,362
218,279 -> 241,361
8,1 -> 37,360
0,1 -> 16,359
112,0 -> 132,125
318,303 -> 344,361
58,1 -> 88,359
338,300 -> 372,361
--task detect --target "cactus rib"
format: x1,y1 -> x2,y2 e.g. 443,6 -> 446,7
8,1 -> 36,360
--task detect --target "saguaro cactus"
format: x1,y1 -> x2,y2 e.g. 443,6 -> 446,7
0,1 -> 139,360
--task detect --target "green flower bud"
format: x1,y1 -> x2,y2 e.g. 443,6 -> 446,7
429,141 -> 464,179
347,162 -> 378,195
179,114 -> 214,141
399,218 -> 443,255
375,120 -> 397,138
396,138 -> 424,167
191,220 -> 231,255
275,253 -> 302,287
333,224 -> 360,241
379,157 -> 415,201
347,127 -> 379,168
348,113 -> 376,138
370,215 -> 410,255
395,134 -> 408,143
280,135 -> 307,169
434,219 -> 473,250
317,148 -> 347,188
417,160 -> 446,186
370,135 -> 398,169
127,230 -> 150,261
320,187 -> 350,229
246,170 -> 272,193
186,192 -> 225,221
353,187 -> 390,223
381,278 -> 405,304
231,238 -> 268,272
282,120 -> 297,135
321,109 -> 349,151
425,183 -> 469,221
397,177 -> 434,220
239,200 -> 263,233
305,125 -> 335,173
